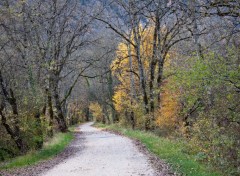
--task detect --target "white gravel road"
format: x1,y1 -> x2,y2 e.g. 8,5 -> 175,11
41,122 -> 157,176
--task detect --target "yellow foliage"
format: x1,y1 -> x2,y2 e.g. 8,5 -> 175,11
112,24 -> 179,129
156,81 -> 180,129
89,102 -> 103,122
111,26 -> 155,116
113,85 -> 130,112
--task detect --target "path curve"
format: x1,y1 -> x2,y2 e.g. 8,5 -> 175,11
42,122 -> 158,176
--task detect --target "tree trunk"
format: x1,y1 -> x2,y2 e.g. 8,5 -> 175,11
133,26 -> 149,115
52,79 -> 68,132
34,112 -> 43,149
107,71 -> 118,123
149,10 -> 160,113
132,25 -> 150,130
127,43 -> 137,99
0,71 -> 25,153
157,60 -> 164,106
103,105 -> 110,124
46,88 -> 54,137
102,113 -> 106,124
190,0 -> 203,59
130,108 -> 135,130
128,42 -> 136,129
85,107 -> 90,121
0,109 -> 25,153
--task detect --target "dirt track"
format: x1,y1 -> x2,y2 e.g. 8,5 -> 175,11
42,122 -> 159,176
0,122 -> 174,176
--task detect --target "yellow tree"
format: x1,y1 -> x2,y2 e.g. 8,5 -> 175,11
89,102 -> 104,122
112,24 -> 180,130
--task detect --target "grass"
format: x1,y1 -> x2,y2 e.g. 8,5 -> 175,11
95,123 -> 222,176
0,132 -> 74,170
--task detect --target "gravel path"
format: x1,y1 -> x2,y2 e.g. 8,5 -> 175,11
1,122 -> 174,176
42,122 -> 158,176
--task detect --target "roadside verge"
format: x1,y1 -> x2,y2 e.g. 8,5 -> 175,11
0,126 -> 82,176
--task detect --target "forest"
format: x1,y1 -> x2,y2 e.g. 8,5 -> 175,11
0,0 -> 239,175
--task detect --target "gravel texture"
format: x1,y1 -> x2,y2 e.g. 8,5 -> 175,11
1,122 -> 175,176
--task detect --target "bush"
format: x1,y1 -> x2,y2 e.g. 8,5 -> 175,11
188,117 -> 240,175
